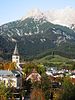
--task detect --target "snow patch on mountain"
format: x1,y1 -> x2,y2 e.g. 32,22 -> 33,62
55,36 -> 66,46
11,38 -> 17,42
40,38 -> 46,42
16,29 -> 21,36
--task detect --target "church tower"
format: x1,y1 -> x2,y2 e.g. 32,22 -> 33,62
12,44 -> 20,66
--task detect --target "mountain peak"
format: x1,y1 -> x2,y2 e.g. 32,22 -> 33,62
21,8 -> 46,21
21,7 -> 75,27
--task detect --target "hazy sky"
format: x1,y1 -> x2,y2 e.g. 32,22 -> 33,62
0,0 -> 75,25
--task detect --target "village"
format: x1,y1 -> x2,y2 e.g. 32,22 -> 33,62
0,44 -> 75,100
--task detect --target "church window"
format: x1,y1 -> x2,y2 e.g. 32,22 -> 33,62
16,57 -> 18,59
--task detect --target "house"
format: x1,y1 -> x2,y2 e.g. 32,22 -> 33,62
53,73 -> 64,78
0,70 -> 22,88
46,67 -> 58,76
26,68 -> 41,82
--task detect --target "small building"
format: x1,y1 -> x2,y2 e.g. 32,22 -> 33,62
26,69 -> 41,82
0,70 -> 22,88
53,73 -> 64,78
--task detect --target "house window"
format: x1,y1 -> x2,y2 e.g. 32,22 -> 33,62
4,80 -> 5,85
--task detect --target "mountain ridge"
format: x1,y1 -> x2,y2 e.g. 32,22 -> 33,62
21,7 -> 75,27
0,9 -> 75,60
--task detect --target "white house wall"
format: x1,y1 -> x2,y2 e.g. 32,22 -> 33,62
0,76 -> 17,87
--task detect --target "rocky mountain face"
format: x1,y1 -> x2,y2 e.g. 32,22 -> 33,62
0,8 -> 75,60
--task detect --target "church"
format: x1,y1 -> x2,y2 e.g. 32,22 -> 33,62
12,44 -> 22,72
0,44 -> 23,88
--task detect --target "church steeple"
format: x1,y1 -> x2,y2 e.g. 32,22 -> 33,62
12,44 -> 20,66
13,44 -> 19,55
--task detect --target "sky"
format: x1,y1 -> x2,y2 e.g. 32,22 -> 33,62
0,0 -> 75,25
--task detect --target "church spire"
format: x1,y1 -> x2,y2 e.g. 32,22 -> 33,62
12,43 -> 20,66
13,43 -> 19,55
